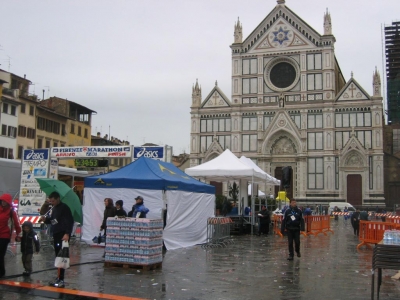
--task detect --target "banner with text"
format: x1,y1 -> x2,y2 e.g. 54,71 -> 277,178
133,146 -> 165,161
51,146 -> 132,158
19,149 -> 49,215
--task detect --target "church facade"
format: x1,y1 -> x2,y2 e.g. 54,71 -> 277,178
189,0 -> 385,207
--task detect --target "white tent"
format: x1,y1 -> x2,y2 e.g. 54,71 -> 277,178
239,156 -> 281,186
185,149 -> 266,182
247,184 -> 266,197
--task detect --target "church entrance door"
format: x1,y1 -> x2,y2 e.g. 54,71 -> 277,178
347,174 -> 362,206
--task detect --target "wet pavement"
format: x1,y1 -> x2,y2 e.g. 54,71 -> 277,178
1,218 -> 400,299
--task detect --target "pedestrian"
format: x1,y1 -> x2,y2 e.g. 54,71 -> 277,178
128,196 -> 149,218
360,209 -> 369,221
115,200 -> 127,217
281,198 -> 304,261
333,206 -> 340,221
257,205 -> 270,235
39,191 -> 74,288
21,221 -> 40,276
304,206 -> 312,233
100,198 -> 116,234
344,206 -> 349,222
351,209 -> 361,236
0,193 -> 22,278
40,197 -> 53,235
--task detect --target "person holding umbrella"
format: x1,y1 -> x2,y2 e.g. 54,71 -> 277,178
39,191 -> 74,288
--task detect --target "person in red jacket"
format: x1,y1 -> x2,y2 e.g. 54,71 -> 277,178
0,193 -> 22,278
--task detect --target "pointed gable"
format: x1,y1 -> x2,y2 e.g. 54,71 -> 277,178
201,84 -> 231,108
241,2 -> 323,54
336,77 -> 370,101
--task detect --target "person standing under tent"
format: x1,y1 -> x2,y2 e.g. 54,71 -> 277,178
101,198 -> 116,234
257,205 -> 270,236
128,196 -> 149,218
281,199 -> 304,261
0,193 -> 22,278
39,192 -> 74,288
115,200 -> 127,217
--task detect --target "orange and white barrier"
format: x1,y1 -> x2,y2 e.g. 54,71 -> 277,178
357,220 -> 400,250
273,214 -> 283,237
19,216 -> 42,224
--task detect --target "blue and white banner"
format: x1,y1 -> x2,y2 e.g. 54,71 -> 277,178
133,146 -> 165,161
51,146 -> 132,158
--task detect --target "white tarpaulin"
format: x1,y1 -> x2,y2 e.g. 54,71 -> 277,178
163,190 -> 214,250
82,188 -> 162,242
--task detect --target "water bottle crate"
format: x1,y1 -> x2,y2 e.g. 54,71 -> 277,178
105,244 -> 162,256
106,218 -> 163,229
106,237 -> 163,246
106,227 -> 163,237
104,253 -> 163,265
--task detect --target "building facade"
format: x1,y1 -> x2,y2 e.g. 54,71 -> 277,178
189,0 -> 385,207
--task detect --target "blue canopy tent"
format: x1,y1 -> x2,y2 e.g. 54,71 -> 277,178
82,157 -> 215,250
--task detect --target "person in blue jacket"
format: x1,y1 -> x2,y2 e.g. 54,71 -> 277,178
128,196 -> 149,218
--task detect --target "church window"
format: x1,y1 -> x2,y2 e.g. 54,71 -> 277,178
200,136 -> 213,151
264,116 -> 274,129
242,117 -> 257,131
218,135 -> 231,150
335,131 -> 351,149
242,134 -> 257,152
335,112 -> 371,128
200,118 -> 231,133
307,114 -> 323,129
307,74 -> 322,90
290,114 -> 301,128
242,78 -> 257,94
308,158 -> 324,189
307,54 -> 322,70
307,132 -> 323,150
243,59 -> 257,75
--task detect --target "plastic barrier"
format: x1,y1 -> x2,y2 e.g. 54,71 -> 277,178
357,220 -> 400,250
304,215 -> 334,236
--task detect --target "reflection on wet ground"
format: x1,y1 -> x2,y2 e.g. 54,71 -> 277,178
2,219 -> 400,299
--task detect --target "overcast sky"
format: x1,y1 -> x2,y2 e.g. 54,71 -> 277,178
0,0 -> 398,154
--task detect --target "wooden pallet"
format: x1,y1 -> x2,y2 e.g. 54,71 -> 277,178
104,261 -> 162,271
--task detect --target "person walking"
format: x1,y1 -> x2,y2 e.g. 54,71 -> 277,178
128,196 -> 149,218
281,199 -> 304,261
39,191 -> 74,288
100,198 -> 116,234
257,205 -> 270,236
0,193 -> 22,278
21,221 -> 40,276
351,209 -> 361,236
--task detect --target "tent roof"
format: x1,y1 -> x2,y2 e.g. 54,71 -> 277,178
84,157 -> 215,194
185,149 -> 266,182
239,156 -> 281,186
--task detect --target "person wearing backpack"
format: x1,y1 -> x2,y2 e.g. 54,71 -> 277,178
0,193 -> 22,278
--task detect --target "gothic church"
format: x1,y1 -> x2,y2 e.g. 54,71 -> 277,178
189,0 -> 384,207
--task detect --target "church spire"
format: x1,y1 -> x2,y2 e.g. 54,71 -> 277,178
192,79 -> 202,107
373,67 -> 381,97
323,8 -> 332,35
234,17 -> 242,44
277,0 -> 285,4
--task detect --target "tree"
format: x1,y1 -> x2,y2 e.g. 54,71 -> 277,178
228,182 -> 239,203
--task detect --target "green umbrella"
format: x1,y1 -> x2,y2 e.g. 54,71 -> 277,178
36,178 -> 83,224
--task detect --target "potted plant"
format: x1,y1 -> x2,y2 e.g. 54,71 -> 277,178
215,195 -> 225,215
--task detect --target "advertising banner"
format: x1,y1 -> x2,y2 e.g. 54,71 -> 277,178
51,146 -> 132,158
133,146 -> 165,161
19,149 -> 50,215
49,158 -> 59,179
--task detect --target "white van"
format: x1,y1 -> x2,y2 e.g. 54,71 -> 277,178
328,202 -> 356,214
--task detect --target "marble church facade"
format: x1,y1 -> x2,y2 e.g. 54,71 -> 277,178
189,0 -> 385,207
